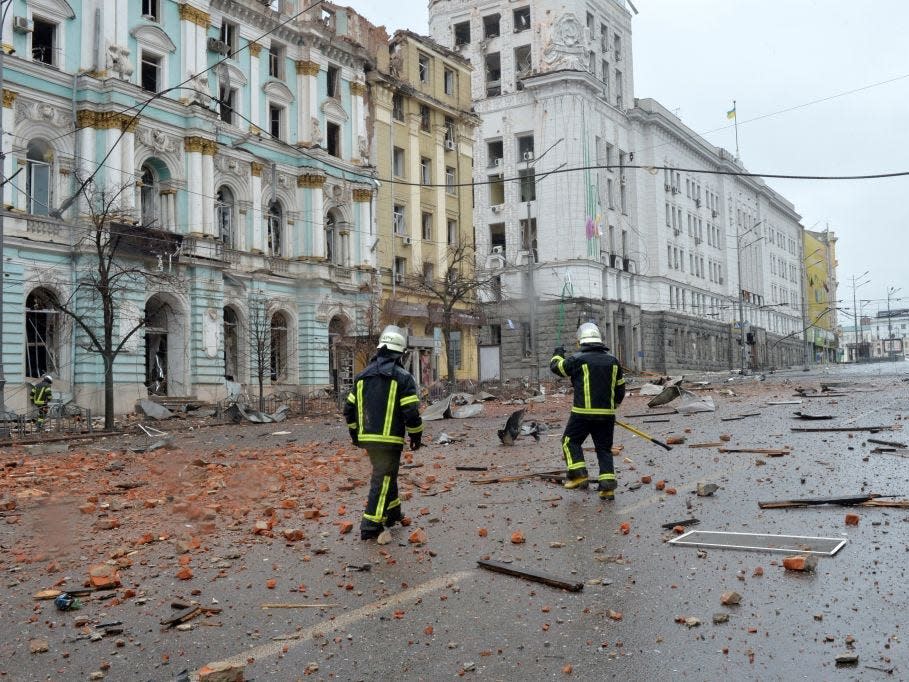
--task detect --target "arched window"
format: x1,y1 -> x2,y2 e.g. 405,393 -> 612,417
270,311 -> 288,381
26,140 -> 51,216
140,164 -> 158,225
25,288 -> 59,379
266,201 -> 282,257
215,187 -> 234,246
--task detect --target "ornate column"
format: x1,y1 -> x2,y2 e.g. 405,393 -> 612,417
250,162 -> 264,252
2,90 -> 17,207
118,114 -> 137,214
248,43 -> 262,131
200,140 -> 217,237
159,189 -> 177,231
295,60 -> 319,147
184,137 -> 205,235
178,4 -> 210,78
353,188 -> 373,268
299,173 -> 325,257
350,81 -> 367,164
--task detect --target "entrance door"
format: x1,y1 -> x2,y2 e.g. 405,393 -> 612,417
479,345 -> 501,381
615,324 -> 628,367
146,331 -> 168,395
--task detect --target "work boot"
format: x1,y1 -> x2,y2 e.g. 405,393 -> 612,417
598,478 -> 617,500
563,472 -> 589,490
384,507 -> 403,528
360,521 -> 383,541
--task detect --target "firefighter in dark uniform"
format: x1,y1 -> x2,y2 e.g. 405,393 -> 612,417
550,323 -> 625,499
30,374 -> 53,430
343,326 -> 423,540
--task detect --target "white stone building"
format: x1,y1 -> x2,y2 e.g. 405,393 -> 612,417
429,0 -> 642,380
429,0 -> 809,376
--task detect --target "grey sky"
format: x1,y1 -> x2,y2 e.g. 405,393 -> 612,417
340,0 -> 909,321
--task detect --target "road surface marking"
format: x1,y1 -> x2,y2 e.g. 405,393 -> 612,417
199,569 -> 472,676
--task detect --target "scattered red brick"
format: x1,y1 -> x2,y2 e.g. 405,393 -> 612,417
782,555 -> 814,572
88,564 -> 121,590
562,664 -> 573,675
844,513 -> 860,526
665,487 -> 677,495
78,503 -> 95,514
640,475 -> 652,484
510,531 -> 525,544
198,661 -> 245,682
477,527 -> 488,537
752,566 -> 764,577
608,610 -> 622,621
282,528 -> 305,542
665,436 -> 686,445
672,525 -> 686,534
339,521 -> 353,535
266,579 -> 277,589
423,625 -> 433,636
655,480 -> 666,491
408,529 -> 427,545
175,567 -> 193,581
619,522 -> 630,535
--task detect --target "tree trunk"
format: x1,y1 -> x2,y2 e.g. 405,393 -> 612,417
103,355 -> 115,431
441,313 -> 455,390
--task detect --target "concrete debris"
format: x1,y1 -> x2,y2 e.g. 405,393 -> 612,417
474,391 -> 496,401
834,654 -> 859,667
696,482 -> 719,497
676,391 -> 716,414
223,403 -> 289,424
197,661 -> 245,682
135,399 -> 174,420
720,591 -> 742,605
452,404 -> 484,419
647,381 -> 683,408
422,395 -> 453,421
638,383 -> 665,396
713,613 -> 729,624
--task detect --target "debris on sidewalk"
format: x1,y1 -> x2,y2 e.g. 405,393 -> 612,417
867,437 -> 907,448
647,380 -> 683,408
497,409 -> 525,445
718,447 -> 791,456
135,399 -> 174,420
452,404 -> 484,419
676,391 -> 716,414
720,412 -> 761,422
696,482 -> 719,497
791,425 -> 896,433
792,411 -> 834,420
422,395 -> 453,421
661,518 -> 700,530
197,661 -> 245,682
782,554 -> 818,572
477,559 -> 584,592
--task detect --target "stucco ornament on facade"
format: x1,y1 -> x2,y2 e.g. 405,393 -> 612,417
541,13 -> 591,72
310,117 -> 323,144
137,128 -> 177,154
214,155 -> 246,177
16,100 -> 68,127
107,44 -> 134,80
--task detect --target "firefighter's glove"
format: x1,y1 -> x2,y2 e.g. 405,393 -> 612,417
554,346 -> 566,357
409,433 -> 423,451
349,429 -> 359,446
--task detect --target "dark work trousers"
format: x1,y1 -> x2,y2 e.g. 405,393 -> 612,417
560,413 -> 616,486
361,446 -> 403,532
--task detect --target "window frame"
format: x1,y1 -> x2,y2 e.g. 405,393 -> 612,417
31,17 -> 57,66
443,67 -> 454,95
220,20 -> 238,57
326,64 -> 340,99
268,42 -> 285,79
392,147 -> 405,178
392,92 -> 405,121
141,0 -> 159,21
418,52 -> 431,84
326,121 -> 342,158
268,102 -> 285,140
140,50 -> 162,92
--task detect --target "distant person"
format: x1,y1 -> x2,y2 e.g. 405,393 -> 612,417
30,374 -> 53,430
343,326 -> 423,540
550,323 -> 625,499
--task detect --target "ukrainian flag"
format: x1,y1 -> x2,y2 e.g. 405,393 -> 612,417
726,106 -> 736,120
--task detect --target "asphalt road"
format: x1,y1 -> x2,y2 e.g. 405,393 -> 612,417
2,361 -> 908,681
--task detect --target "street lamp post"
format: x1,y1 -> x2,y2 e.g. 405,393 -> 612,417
849,272 -> 870,362
734,219 -> 764,374
886,286 -> 901,360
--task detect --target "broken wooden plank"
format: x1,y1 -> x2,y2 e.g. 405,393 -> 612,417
768,400 -> 803,405
860,499 -> 909,509
661,518 -> 700,530
687,442 -> 725,449
720,413 -> 761,422
477,559 -> 583,592
793,412 -> 834,420
867,437 -> 908,448
454,465 -> 488,471
791,426 -> 896,433
642,418 -> 671,423
470,470 -> 563,485
719,447 -> 791,456
758,494 -> 896,509
160,606 -> 201,627
623,410 -> 676,418
799,393 -> 847,398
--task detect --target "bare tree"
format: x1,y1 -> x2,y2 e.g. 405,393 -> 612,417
351,273 -> 385,371
36,181 -> 182,429
248,291 -> 270,412
405,242 -> 496,387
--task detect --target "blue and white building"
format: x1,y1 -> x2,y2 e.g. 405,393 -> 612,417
0,0 -> 381,414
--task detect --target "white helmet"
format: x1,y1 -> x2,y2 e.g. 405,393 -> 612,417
42,374 -> 53,384
577,322 -> 603,346
377,325 -> 407,353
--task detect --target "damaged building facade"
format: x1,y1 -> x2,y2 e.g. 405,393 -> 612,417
0,0 -> 383,415
429,0 -> 808,376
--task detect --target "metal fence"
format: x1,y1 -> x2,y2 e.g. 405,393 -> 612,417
0,403 -> 94,439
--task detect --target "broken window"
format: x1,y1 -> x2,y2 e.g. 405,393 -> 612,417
267,200 -> 283,256
488,174 -> 505,205
514,45 -> 532,88
483,13 -> 500,39
518,168 -> 536,202
142,0 -> 159,21
489,222 -> 506,254
218,83 -> 236,124
270,312 -> 288,382
326,121 -> 341,157
392,92 -> 404,121
139,164 -> 158,226
487,140 -> 503,168
326,64 -> 340,98
26,139 -> 51,216
268,42 -> 285,78
393,147 -> 405,177
25,288 -> 58,380
444,68 -> 455,95
268,103 -> 284,139
454,21 -> 471,46
421,212 -> 433,241
32,18 -> 56,65
420,105 -> 431,132
220,21 -> 238,56
140,51 -> 161,92
517,134 -> 534,161
215,186 -> 234,246
223,306 -> 240,380
485,52 -> 501,97
418,53 -> 431,83
513,7 -> 530,32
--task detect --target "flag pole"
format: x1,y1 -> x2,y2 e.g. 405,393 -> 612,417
733,99 -> 740,161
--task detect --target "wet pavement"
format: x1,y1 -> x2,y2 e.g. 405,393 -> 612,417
1,361 -> 908,680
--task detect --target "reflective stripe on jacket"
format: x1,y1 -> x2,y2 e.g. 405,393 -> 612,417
343,353 -> 423,446
549,344 -> 625,416
30,384 -> 51,407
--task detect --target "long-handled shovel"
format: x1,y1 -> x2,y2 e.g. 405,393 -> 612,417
616,420 -> 673,451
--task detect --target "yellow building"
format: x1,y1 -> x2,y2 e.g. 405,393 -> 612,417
804,229 -> 839,362
369,31 -> 479,387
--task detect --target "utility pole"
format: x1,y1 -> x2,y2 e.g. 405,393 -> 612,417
734,218 -> 764,374
849,272 -> 870,362
886,286 -> 901,360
